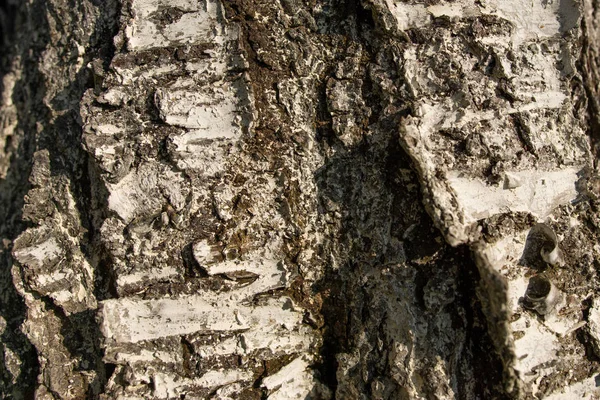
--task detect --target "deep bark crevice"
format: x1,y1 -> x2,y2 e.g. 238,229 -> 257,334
312,1 -> 509,397
0,0 -> 121,396
0,0 -> 49,396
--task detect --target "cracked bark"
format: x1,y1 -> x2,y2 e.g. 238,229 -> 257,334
1,0 -> 600,399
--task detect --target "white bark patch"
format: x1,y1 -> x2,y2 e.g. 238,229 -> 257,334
100,296 -> 302,344
544,375 -> 600,399
386,1 -> 477,31
112,349 -> 181,365
152,369 -> 253,399
106,161 -> 186,223
126,0 -> 224,51
262,356 -> 320,400
107,171 -> 160,223
190,242 -> 291,301
193,326 -> 314,359
13,230 -> 97,314
586,300 -> 600,357
480,229 -> 585,392
447,167 -> 579,224
387,0 -> 564,44
13,237 -> 62,270
115,266 -> 181,288
155,82 -> 241,137
112,64 -> 178,87
0,71 -> 19,179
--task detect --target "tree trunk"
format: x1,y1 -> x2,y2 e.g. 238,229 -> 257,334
1,0 -> 600,398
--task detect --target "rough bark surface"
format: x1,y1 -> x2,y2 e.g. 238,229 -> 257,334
1,0 -> 600,399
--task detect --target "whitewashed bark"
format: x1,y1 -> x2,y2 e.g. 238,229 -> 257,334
1,0 -> 600,399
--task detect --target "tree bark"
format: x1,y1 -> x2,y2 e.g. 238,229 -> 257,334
1,0 -> 600,399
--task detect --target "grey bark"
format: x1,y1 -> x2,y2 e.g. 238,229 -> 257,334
0,0 -> 599,399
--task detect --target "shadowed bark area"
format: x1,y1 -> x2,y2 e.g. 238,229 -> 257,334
0,0 -> 118,397
582,0 -> 600,159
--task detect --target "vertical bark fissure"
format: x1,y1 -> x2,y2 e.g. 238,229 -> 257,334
1,0 -> 121,396
580,0 -> 600,161
0,0 -> 50,396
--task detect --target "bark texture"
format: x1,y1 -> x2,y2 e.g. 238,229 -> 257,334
1,0 -> 600,399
